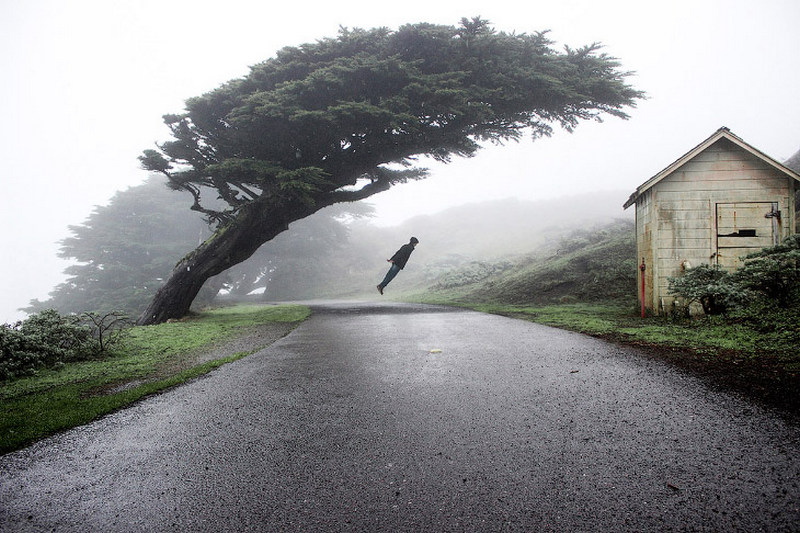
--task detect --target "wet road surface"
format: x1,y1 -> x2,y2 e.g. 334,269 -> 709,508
1,301 -> 798,532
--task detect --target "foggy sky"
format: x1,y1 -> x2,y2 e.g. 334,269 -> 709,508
2,0 -> 799,323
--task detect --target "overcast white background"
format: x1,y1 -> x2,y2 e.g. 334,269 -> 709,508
2,0 -> 799,323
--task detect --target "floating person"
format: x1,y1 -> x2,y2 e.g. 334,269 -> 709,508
377,237 -> 419,295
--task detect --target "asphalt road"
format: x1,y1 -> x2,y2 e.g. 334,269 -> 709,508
1,302 -> 798,532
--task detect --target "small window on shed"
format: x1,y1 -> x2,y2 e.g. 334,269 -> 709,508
719,229 -> 757,237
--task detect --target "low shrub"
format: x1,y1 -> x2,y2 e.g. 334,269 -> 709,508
735,234 -> 800,308
667,264 -> 739,315
0,309 -> 127,380
0,326 -> 49,380
669,234 -> 800,317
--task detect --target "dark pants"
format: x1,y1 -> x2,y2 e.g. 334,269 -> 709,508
379,263 -> 401,288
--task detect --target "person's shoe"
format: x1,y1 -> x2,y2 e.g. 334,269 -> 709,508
377,285 -> 383,295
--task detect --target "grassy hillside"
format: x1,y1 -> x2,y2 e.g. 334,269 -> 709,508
411,219 -> 637,306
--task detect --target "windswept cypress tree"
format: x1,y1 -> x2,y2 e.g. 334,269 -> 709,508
138,17 -> 644,324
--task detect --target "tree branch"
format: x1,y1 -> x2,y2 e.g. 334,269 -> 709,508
323,180 -> 392,206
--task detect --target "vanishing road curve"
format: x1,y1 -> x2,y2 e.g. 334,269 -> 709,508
1,302 -> 798,532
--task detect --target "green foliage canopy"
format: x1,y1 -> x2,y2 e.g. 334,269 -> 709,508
141,18 -> 643,226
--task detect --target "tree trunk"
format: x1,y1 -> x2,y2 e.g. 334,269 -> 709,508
136,198 -> 307,325
136,179 -> 388,325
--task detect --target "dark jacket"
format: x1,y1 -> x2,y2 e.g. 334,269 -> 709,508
390,244 -> 416,269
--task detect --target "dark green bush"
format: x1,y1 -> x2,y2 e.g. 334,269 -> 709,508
0,326 -> 46,380
734,234 -> 800,308
669,235 -> 800,317
668,235 -> 799,360
0,310 -> 96,380
20,310 -> 95,359
667,264 -> 739,315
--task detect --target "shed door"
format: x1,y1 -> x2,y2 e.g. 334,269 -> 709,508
716,202 -> 780,270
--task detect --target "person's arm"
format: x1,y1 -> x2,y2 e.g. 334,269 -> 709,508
388,247 -> 403,263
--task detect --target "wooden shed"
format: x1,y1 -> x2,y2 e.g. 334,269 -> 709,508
623,127 -> 800,314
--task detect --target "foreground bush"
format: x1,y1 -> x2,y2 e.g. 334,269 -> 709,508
734,234 -> 800,308
667,264 -> 739,315
0,310 -> 127,380
668,236 -> 800,357
669,235 -> 800,316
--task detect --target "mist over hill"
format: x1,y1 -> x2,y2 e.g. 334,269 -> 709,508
363,190 -> 632,262
31,183 -> 635,315
265,190 -> 634,300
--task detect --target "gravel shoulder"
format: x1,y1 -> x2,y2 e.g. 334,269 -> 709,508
188,321 -> 299,365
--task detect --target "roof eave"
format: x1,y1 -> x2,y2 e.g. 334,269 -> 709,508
622,127 -> 800,210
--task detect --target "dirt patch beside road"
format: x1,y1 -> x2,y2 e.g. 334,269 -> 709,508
177,321 -> 297,367
106,322 -> 297,395
596,332 -> 800,420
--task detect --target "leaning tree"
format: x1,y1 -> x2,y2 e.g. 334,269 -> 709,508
137,17 -> 643,325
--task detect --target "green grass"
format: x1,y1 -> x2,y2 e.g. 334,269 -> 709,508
414,296 -> 797,364
0,304 -> 309,454
437,301 -> 770,355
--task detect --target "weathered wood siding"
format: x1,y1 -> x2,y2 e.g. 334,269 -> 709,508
642,138 -> 796,313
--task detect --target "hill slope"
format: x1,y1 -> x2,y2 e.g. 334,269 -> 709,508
415,219 -> 637,305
